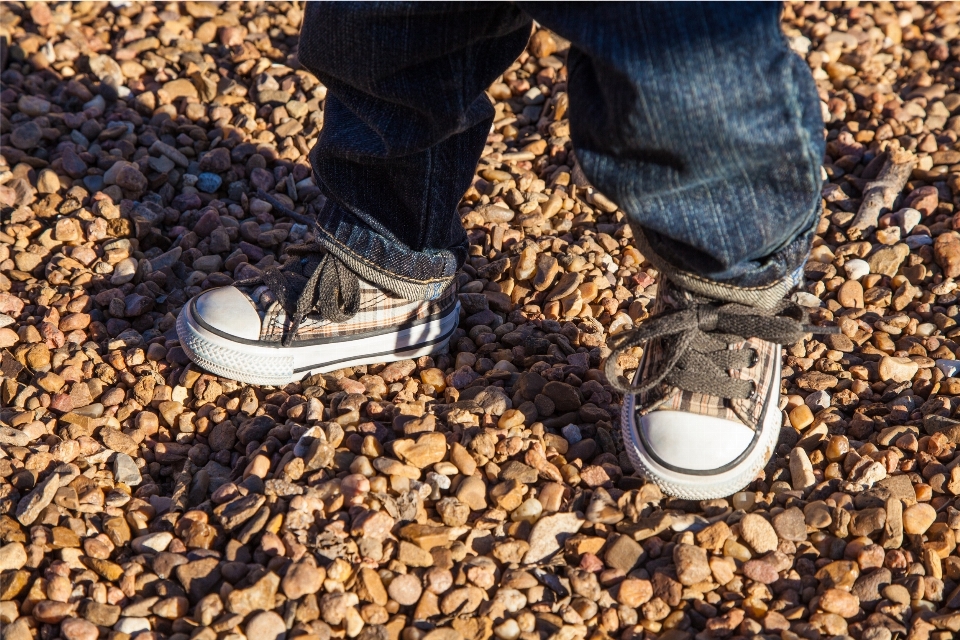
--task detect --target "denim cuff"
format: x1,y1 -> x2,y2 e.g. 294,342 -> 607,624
312,198 -> 464,301
633,219 -> 815,310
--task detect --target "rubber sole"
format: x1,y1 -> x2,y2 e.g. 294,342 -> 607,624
176,301 -> 460,386
621,358 -> 782,500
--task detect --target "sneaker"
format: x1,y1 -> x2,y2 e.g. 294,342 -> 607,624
607,279 -> 818,500
177,240 -> 460,386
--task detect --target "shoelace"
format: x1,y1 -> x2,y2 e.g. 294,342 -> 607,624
236,191 -> 361,346
604,298 -> 835,399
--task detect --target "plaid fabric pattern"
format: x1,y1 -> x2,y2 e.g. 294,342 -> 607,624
242,279 -> 457,344
636,280 -> 779,431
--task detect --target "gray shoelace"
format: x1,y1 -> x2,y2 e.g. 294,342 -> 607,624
604,298 -> 833,400
237,191 -> 361,346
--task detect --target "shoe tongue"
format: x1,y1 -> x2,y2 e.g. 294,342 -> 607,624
636,279 -> 771,431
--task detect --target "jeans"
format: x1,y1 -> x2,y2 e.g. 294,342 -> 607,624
297,1 -> 824,306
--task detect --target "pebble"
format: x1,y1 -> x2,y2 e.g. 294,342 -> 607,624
878,356 -> 919,383
0,542 -> 27,572
674,543 -> 711,585
523,512 -> 584,563
902,503 -> 937,535
561,423 -> 582,444
60,618 -> 99,640
819,588 -> 860,618
245,611 -> 287,640
843,259 -> 870,280
196,172 -> 223,193
388,573 -> 423,606
789,447 -> 816,491
282,559 -> 324,600
112,453 -> 142,485
739,514 -> 779,554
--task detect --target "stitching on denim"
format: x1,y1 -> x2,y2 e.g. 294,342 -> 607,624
315,225 -> 453,285
419,140 -> 433,253
670,268 -> 788,292
637,230 -> 787,292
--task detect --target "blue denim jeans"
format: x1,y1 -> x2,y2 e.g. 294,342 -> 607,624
298,1 -> 824,306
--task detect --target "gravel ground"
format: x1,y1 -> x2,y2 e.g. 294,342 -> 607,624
1,2 -> 960,640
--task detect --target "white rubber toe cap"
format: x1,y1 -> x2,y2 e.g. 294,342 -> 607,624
639,411 -> 757,473
191,286 -> 262,341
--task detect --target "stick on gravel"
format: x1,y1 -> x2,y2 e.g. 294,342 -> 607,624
847,146 -> 917,240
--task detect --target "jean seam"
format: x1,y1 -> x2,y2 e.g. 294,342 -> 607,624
420,145 -> 433,252
778,30 -> 823,250
314,225 -> 454,285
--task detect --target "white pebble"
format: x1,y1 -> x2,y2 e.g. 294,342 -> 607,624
843,259 -> 870,281
936,359 -> 960,378
804,390 -> 831,411
131,532 -> 173,554
791,292 -> 822,308
789,34 -> 812,55
426,471 -> 450,491
511,497 -> 543,523
114,618 -> 151,634
914,323 -> 937,337
895,207 -> 922,233
494,619 -> 521,640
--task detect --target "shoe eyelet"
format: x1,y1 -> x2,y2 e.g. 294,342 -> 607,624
746,380 -> 757,400
749,350 -> 759,369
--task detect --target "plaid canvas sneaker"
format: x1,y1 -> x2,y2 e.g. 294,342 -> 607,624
177,240 -> 459,386
606,279 -> 824,500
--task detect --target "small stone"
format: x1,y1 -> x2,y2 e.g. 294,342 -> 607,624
739,514 -> 778,554
227,571 -> 280,615
456,476 -> 487,511
542,381 -> 581,412
16,473 -> 60,525
867,243 -> 909,277
112,453 -> 142,485
934,231 -> 960,278
523,512 -> 584,564
604,534 -> 645,573
819,588 -> 860,618
388,573 -> 422,606
528,30 -> 557,57
196,172 -> 223,193
674,543 -> 711,586
789,404 -> 814,430
789,447 -> 816,491
392,432 -> 447,468
282,559 -> 324,600
617,578 -> 653,607
843,259 -> 870,280
878,356 -> 919,383
245,611 -> 287,640
772,507 -> 807,541
10,121 -> 41,149
60,618 -> 99,640
902,503 -> 937,535
743,559 -> 779,584
837,280 -> 864,308
0,542 -> 27,571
